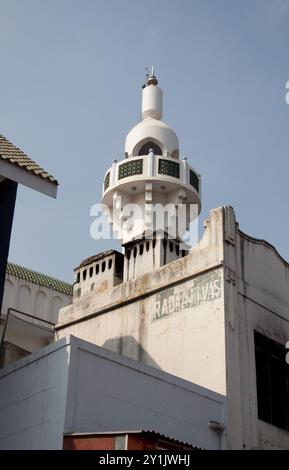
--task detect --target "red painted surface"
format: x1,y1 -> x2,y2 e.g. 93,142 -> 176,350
63,435 -> 115,450
63,433 -> 193,451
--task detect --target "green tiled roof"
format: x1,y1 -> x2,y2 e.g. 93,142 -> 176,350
6,262 -> 73,296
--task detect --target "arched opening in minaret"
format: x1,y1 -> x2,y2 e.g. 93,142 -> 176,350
138,141 -> 163,156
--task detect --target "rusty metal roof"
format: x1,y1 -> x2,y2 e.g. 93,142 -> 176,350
0,134 -> 58,185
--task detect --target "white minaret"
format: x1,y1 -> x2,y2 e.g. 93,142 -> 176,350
102,69 -> 201,280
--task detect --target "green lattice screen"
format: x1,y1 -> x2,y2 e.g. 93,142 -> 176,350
190,170 -> 199,192
118,159 -> 143,179
104,172 -> 110,190
158,159 -> 180,178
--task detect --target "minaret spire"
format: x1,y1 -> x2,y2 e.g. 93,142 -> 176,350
102,68 -> 201,280
147,65 -> 158,86
142,69 -> 162,120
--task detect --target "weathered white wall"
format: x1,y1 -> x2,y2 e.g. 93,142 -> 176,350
57,208 -> 226,395
57,205 -> 289,449
223,209 -> 289,449
1,272 -> 72,358
65,336 -> 226,450
0,338 -> 70,449
0,336 -> 226,450
2,274 -> 71,323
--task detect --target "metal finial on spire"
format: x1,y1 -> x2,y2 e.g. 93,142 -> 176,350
142,67 -> 150,88
143,65 -> 158,87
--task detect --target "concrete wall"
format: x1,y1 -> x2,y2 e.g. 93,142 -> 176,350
73,251 -> 123,300
64,336 -> 226,450
2,274 -> 71,323
223,208 -> 289,449
0,272 -> 72,363
0,338 -> 70,449
57,208 -> 226,394
0,336 -> 226,450
56,205 -> 289,449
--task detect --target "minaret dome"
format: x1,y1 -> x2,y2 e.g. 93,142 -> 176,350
125,70 -> 179,159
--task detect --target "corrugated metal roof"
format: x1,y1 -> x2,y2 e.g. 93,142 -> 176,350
0,134 -> 58,185
6,262 -> 73,296
63,430 -> 197,448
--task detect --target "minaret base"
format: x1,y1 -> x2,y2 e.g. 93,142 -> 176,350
123,234 -> 189,281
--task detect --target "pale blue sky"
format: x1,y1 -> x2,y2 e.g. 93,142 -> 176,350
1,0 -> 289,282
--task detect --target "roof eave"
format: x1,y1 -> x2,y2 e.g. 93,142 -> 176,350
0,159 -> 58,198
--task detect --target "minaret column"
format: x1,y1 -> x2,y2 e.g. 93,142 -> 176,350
102,69 -> 201,281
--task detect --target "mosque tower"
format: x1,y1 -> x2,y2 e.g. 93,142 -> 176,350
101,69 -> 201,280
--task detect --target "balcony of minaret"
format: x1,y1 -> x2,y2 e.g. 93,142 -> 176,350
102,154 -> 201,204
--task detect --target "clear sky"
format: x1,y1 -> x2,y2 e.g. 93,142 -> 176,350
1,0 -> 289,282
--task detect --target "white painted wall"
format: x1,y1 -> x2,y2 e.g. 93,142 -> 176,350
57,207 -> 226,394
0,338 -> 70,449
223,208 -> 289,449
65,336 -> 226,450
2,274 -> 71,323
0,270 -> 72,360
57,206 -> 289,449
0,336 -> 226,449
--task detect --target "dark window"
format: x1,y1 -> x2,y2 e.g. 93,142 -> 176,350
146,241 -> 150,252
138,141 -> 162,156
76,273 -> 80,283
140,244 -> 144,255
108,259 -> 112,270
133,246 -> 137,258
95,264 -> 99,275
176,244 -> 180,256
127,250 -> 131,260
89,267 -> 93,278
83,270 -> 87,281
169,241 -> 174,252
102,261 -> 106,272
254,331 -> 289,431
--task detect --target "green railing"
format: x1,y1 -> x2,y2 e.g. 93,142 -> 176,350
190,169 -> 199,193
118,159 -> 143,180
104,172 -> 110,190
158,159 -> 180,178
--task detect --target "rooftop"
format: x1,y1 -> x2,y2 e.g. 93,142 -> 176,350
76,250 -> 123,271
6,262 -> 73,297
0,134 -> 58,197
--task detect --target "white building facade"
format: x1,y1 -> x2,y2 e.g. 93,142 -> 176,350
0,72 -> 288,450
0,262 -> 72,366
56,73 -> 289,449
